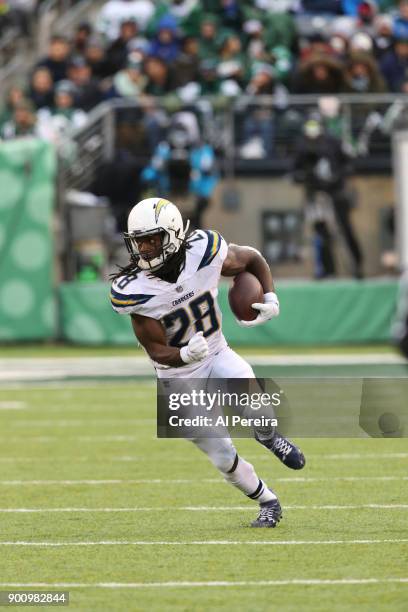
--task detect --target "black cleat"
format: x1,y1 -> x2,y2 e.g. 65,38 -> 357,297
251,496 -> 282,528
255,431 -> 306,470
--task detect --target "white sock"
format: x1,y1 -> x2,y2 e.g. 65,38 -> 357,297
224,455 -> 277,503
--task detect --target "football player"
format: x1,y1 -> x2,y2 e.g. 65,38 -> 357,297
111,197 -> 305,527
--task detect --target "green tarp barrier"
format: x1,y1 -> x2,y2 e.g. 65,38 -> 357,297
0,139 -> 56,341
59,279 -> 398,346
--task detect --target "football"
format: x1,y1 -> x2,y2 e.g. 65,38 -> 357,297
228,271 -> 264,321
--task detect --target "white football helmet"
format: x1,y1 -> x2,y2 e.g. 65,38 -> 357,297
124,197 -> 190,271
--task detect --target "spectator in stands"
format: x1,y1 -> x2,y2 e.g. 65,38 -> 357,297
67,56 -> 103,111
29,67 -> 54,109
170,35 -> 199,88
144,55 -> 171,94
244,19 -> 267,61
348,30 -> 376,57
107,53 -> 147,98
198,13 -> 219,61
329,33 -> 349,61
1,99 -> 37,139
393,0 -> 408,40
380,34 -> 408,90
72,21 -> 92,54
355,0 -> 378,38
239,64 -> 287,159
217,31 -> 248,92
51,80 -> 87,126
292,54 -> 346,94
345,51 -> 387,92
199,58 -> 222,95
97,0 -> 154,41
105,18 -> 140,75
217,0 -> 244,32
147,0 -> 199,34
373,14 -> 394,58
261,6 -> 297,51
36,80 -> 87,144
341,0 -> 362,15
36,35 -> 71,83
329,15 -> 356,51
299,33 -> 335,62
0,84 -> 25,129
148,14 -> 181,64
85,36 -> 111,80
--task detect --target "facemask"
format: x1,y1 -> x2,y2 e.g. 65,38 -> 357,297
351,75 -> 369,91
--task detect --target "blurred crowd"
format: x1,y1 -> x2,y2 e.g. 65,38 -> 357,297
2,0 -> 408,145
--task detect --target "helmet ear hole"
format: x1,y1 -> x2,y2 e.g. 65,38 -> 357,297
161,230 -> 170,247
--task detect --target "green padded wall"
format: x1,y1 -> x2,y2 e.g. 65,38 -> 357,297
59,279 -> 398,346
0,139 -> 56,341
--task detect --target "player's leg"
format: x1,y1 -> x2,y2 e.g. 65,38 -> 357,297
202,348 -> 286,527
189,435 -> 282,528
209,347 -> 306,470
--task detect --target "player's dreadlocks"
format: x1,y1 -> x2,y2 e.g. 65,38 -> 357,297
110,235 -> 192,284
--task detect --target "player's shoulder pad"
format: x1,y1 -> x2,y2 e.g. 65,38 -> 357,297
110,274 -> 155,315
188,229 -> 227,271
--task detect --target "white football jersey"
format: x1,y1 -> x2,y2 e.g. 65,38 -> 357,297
111,229 -> 229,375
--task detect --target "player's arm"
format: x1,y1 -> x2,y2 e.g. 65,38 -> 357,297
221,243 -> 280,327
221,243 -> 274,292
131,314 -> 208,367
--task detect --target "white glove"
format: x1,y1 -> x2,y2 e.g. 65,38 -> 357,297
237,292 -> 280,328
180,331 -> 209,364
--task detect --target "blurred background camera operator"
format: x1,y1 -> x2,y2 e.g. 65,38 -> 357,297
293,113 -> 363,279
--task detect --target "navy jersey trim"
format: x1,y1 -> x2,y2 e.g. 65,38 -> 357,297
110,287 -> 155,309
197,230 -> 222,270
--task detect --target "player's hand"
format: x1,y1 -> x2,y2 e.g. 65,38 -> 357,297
180,331 -> 209,364
238,292 -> 280,328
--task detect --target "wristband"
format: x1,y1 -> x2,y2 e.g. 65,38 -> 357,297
264,291 -> 279,304
180,345 -> 192,364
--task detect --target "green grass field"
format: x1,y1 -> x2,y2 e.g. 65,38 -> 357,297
0,371 -> 407,611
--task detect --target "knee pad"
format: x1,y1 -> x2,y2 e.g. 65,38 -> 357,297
210,445 -> 237,473
190,437 -> 236,473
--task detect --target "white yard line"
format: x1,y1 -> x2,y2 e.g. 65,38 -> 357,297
0,476 -> 406,485
0,435 -> 145,442
0,504 -> 406,513
243,354 -> 407,366
0,578 -> 406,588
10,419 -> 155,427
0,539 -> 406,547
0,353 -> 406,383
0,402 -> 26,410
0,453 -> 406,463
